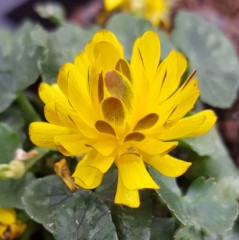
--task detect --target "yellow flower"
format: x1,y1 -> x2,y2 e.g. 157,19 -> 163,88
0,208 -> 26,240
103,0 -> 173,27
29,30 -> 216,208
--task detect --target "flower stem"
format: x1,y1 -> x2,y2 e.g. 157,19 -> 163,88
16,92 -> 41,124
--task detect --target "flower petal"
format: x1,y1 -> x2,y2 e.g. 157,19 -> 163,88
115,59 -> 132,83
116,153 -> 159,190
74,52 -> 91,82
88,137 -> 117,156
114,174 -> 140,208
153,50 -> 187,103
0,208 -> 16,224
167,77 -> 200,123
133,137 -> 178,155
39,82 -> 69,106
131,31 -> 160,80
159,110 -> 217,140
29,122 -> 71,147
134,113 -> 159,131
72,152 -> 103,189
101,97 -> 126,125
56,63 -> 73,97
95,120 -> 116,136
183,110 -> 217,138
54,134 -> 91,156
89,151 -> 115,173
93,42 -> 123,71
104,70 -> 133,109
85,29 -> 123,61
104,0 -> 124,11
44,102 -> 77,129
146,154 -> 192,177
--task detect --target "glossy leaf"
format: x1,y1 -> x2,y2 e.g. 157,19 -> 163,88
0,22 -> 42,113
150,218 -> 177,240
112,190 -> 153,240
39,23 -> 99,83
23,175 -> 118,240
0,173 -> 35,209
0,123 -> 21,164
172,11 -> 239,108
150,168 -> 238,236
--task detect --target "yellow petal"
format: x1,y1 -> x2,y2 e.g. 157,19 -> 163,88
54,134 -> 91,156
104,0 -> 124,11
85,29 -> 123,62
88,137 -> 117,156
29,122 -> 72,148
159,110 -> 216,140
104,70 -> 133,110
184,110 -> 217,137
114,174 -> 140,208
153,50 -> 187,103
39,82 -> 68,106
133,113 -> 159,131
131,31 -> 160,80
95,120 -> 116,137
74,52 -> 91,82
44,102 -> 77,129
159,77 -> 200,126
116,154 -> 159,190
93,42 -> 123,71
73,153 -> 103,189
56,63 -> 73,97
101,97 -> 126,125
89,151 -> 115,173
115,59 -> 132,83
0,208 -> 16,224
44,102 -> 61,126
146,154 -> 192,177
66,65 -> 97,126
133,137 -> 178,155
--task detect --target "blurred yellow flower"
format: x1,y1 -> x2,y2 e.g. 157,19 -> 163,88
103,0 -> 173,27
29,30 -> 216,207
0,208 -> 26,240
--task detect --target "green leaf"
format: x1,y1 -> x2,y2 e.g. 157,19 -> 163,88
150,218 -> 177,240
0,30 -> 16,112
0,103 -> 25,142
111,190 -> 153,240
175,226 -> 203,240
182,129 -> 216,156
0,22 -> 42,113
150,169 -> 238,236
0,173 -> 35,209
23,175 -> 118,240
0,123 -> 21,164
11,22 -> 41,91
106,13 -> 174,60
96,166 -> 117,204
172,11 -> 239,108
186,127 -> 238,180
39,23 -> 99,83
